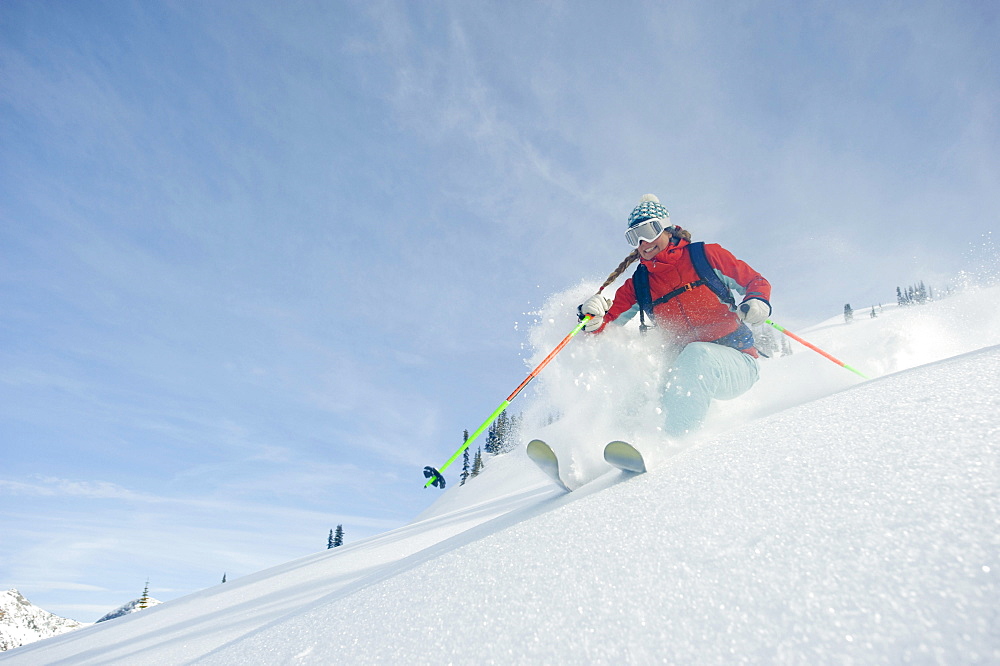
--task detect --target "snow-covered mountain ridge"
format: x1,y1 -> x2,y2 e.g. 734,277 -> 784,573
2,285 -> 998,663
0,589 -> 86,652
96,595 -> 163,624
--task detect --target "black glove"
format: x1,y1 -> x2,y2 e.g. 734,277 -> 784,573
423,466 -> 446,489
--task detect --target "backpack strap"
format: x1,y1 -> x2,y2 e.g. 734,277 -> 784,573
686,242 -> 736,309
651,278 -> 707,307
688,242 -> 756,351
633,263 -> 653,333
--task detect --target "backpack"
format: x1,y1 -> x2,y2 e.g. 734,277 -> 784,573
632,241 -> 755,351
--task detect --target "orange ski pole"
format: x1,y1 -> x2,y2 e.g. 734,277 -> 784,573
766,319 -> 869,380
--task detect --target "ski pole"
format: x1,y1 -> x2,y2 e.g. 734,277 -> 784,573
765,319 -> 870,380
423,314 -> 594,489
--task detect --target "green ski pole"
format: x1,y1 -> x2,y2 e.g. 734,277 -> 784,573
423,315 -> 593,489
766,319 -> 870,380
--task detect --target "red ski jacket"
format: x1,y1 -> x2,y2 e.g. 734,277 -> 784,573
595,239 -> 771,356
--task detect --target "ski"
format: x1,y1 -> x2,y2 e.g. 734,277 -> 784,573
603,440 -> 647,474
526,439 -> 571,492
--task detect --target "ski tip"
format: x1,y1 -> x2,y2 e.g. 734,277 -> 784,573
604,440 -> 646,474
526,439 -> 571,492
526,439 -> 552,457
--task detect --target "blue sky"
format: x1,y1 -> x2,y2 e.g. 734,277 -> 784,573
2,1 -> 997,620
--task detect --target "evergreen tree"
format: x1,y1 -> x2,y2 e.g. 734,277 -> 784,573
780,335 -> 793,357
471,447 -> 484,477
485,411 -> 507,455
138,581 -> 151,610
222,573 -> 227,584
460,430 -> 471,485
333,524 -> 344,547
898,281 -> 934,306
484,411 -> 522,456
844,303 -> 854,323
751,323 -> 778,357
509,413 -> 522,453
485,418 -> 497,455
917,281 -> 929,303
327,529 -> 335,549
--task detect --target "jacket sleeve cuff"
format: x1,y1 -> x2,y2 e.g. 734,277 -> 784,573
741,297 -> 771,315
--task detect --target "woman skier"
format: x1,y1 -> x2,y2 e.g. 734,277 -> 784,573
579,194 -> 772,438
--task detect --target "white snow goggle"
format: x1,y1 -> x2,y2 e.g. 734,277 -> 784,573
625,217 -> 667,247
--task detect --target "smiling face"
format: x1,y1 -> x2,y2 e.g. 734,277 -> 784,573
637,231 -> 672,261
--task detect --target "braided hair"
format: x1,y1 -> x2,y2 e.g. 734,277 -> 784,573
597,226 -> 692,293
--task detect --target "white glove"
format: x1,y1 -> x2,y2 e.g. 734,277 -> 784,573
737,298 -> 771,325
579,292 -> 613,331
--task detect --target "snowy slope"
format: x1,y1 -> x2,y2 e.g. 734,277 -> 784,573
0,590 -> 87,652
2,286 -> 998,664
210,346 -> 999,665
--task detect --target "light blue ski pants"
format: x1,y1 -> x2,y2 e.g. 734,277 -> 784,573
661,342 -> 760,437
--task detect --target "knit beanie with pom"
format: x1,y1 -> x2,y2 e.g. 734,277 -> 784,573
627,194 -> 669,228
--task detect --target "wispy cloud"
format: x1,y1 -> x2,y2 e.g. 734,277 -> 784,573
0,477 -> 146,500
